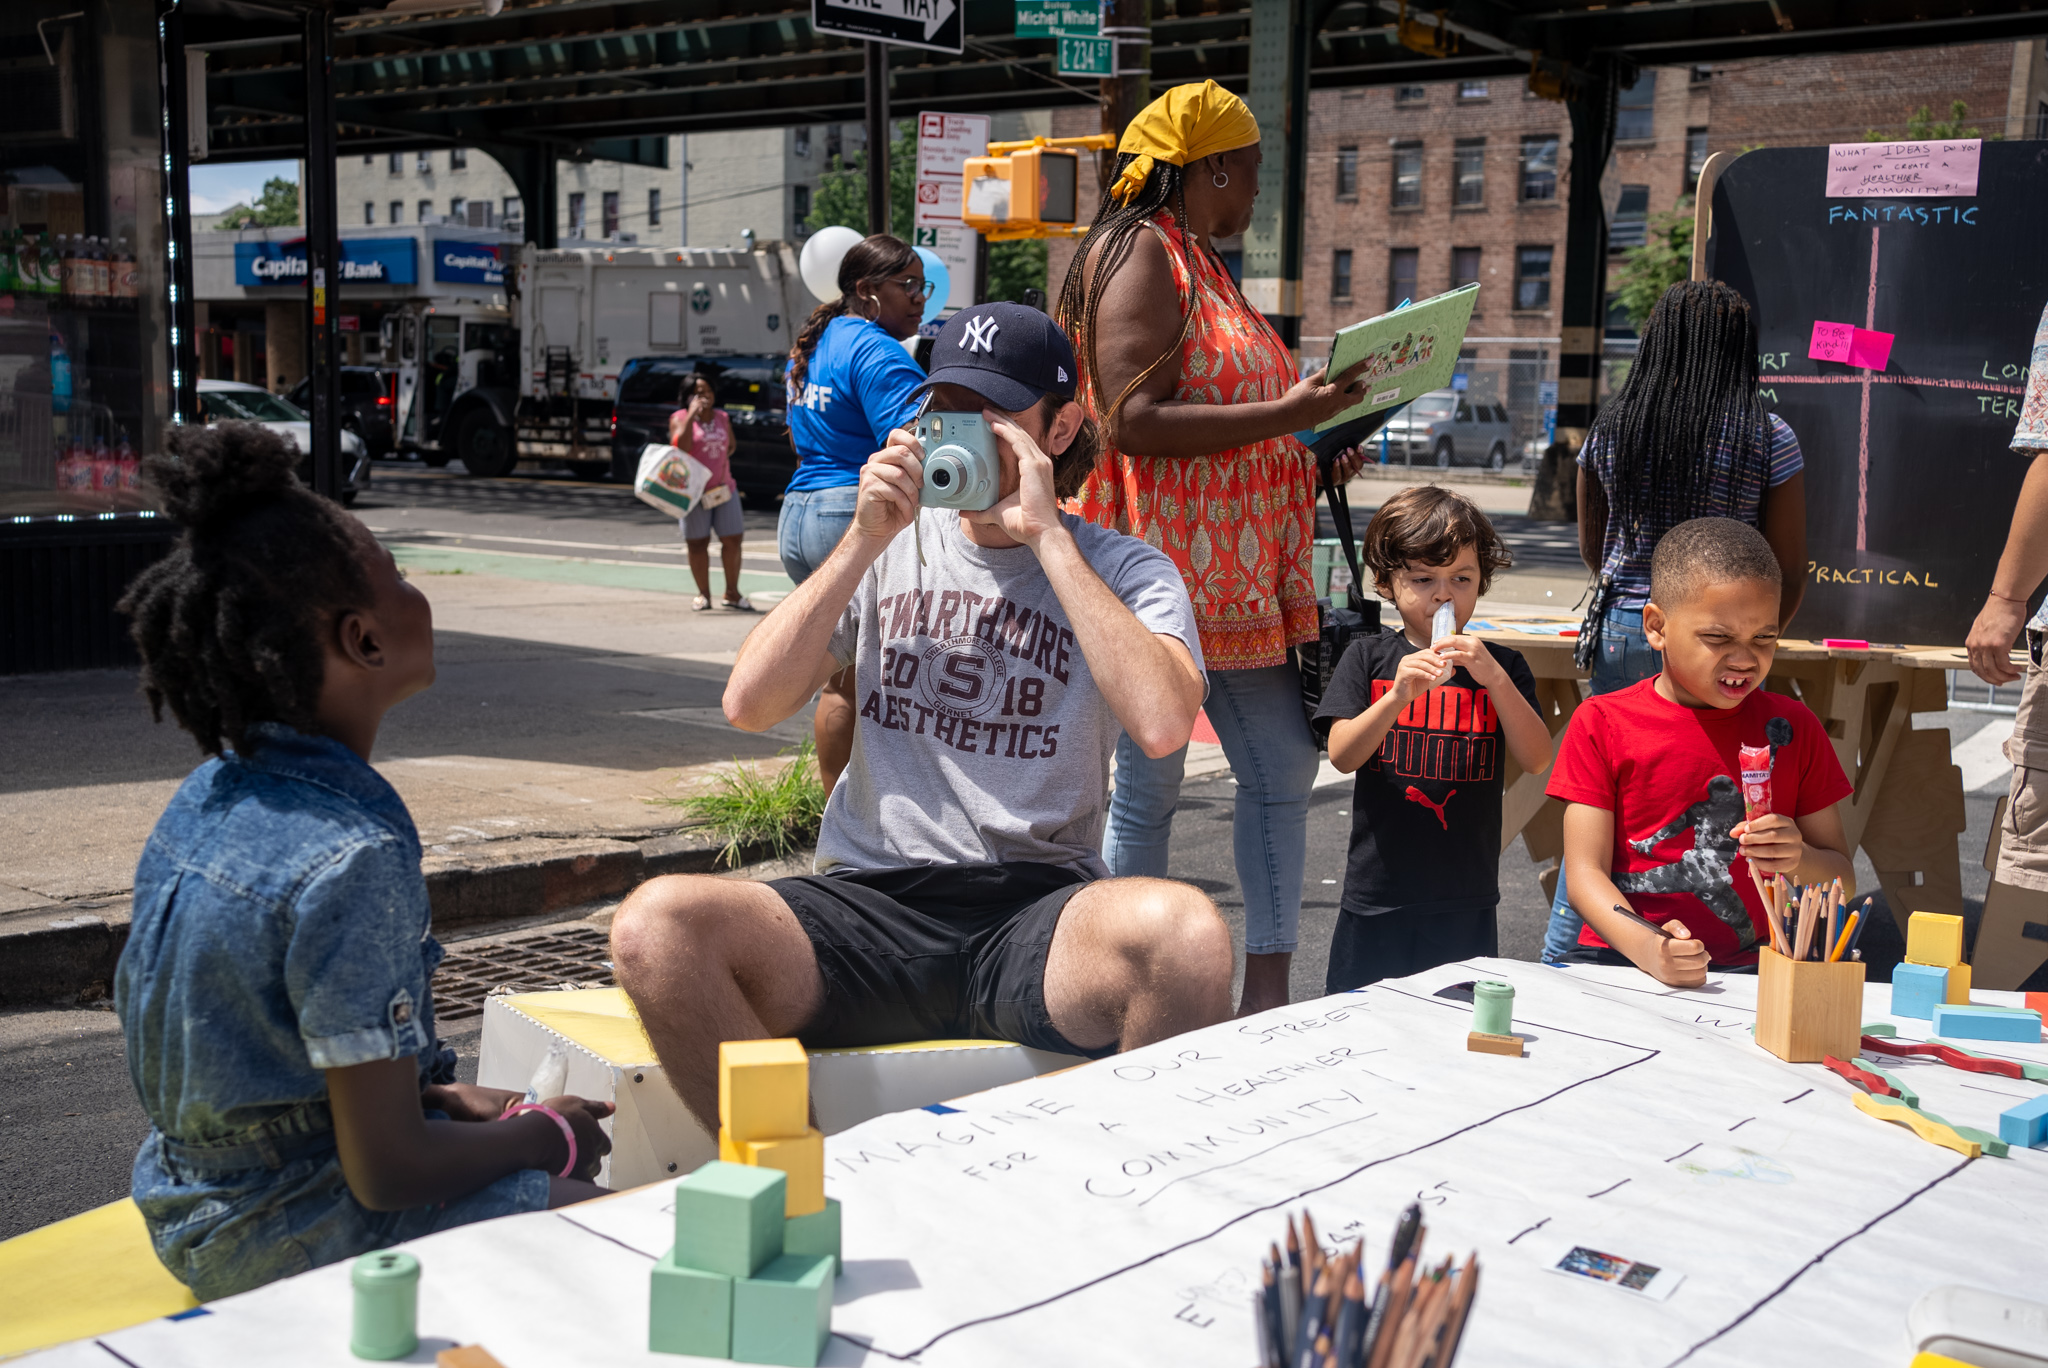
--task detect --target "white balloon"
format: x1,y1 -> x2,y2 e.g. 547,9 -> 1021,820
799,226 -> 864,304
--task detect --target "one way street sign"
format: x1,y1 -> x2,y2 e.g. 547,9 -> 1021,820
811,0 -> 962,54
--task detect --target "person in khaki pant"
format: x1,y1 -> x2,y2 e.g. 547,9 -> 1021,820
1963,297 -> 2048,986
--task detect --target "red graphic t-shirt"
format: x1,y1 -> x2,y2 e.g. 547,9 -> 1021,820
1546,679 -> 1853,965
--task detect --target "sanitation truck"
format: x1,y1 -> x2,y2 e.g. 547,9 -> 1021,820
378,242 -> 816,480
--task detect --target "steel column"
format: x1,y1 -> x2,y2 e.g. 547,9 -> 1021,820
1097,0 -> 1150,183
302,7 -> 341,499
157,0 -> 198,425
864,41 -> 889,235
1242,0 -> 1309,354
1555,62 -> 1619,432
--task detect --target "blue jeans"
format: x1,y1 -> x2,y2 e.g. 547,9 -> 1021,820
778,484 -> 859,585
1104,662 -> 1319,955
1543,604 -> 1664,964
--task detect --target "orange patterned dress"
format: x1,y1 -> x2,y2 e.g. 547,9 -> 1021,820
1070,213 -> 1319,673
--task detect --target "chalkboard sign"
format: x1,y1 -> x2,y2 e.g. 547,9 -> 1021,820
1706,141 -> 2048,646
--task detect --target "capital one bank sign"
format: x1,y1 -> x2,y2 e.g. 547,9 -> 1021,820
233,237 -> 418,286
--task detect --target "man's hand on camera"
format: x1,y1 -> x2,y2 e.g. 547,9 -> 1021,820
856,431 -> 924,543
976,414 -> 1067,553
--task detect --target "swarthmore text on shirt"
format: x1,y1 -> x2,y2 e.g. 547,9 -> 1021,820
863,587 -> 1077,757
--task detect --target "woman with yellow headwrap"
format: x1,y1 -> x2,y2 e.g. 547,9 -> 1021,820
1058,79 -> 1370,1015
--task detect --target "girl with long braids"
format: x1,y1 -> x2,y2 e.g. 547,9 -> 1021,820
783,233 -> 930,791
1061,80 -> 1371,1015
1540,278 -> 1808,962
113,422 -> 614,1299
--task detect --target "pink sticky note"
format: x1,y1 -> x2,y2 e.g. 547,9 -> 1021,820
1825,139 -> 1981,197
1845,327 -> 1893,372
1809,320 -> 1855,363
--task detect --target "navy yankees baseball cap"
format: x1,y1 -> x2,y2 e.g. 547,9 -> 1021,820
918,302 -> 1079,413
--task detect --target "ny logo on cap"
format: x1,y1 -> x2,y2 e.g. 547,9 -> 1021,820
960,316 -> 1000,354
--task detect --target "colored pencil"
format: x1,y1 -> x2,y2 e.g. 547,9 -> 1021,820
1332,1259 -> 1367,1368
1828,910 -> 1860,963
1282,1221 -> 1304,1357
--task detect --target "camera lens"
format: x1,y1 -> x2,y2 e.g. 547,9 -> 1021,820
932,467 -> 953,488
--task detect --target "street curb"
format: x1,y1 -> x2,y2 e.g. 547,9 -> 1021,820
0,828 -> 775,1007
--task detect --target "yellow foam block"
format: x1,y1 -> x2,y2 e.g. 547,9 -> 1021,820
720,1038 -> 810,1142
1906,911 -> 1964,969
719,1126 -> 826,1217
0,1198 -> 199,1357
1946,961 -> 1972,1005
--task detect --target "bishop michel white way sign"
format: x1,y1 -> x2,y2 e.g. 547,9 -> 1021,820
811,0 -> 962,53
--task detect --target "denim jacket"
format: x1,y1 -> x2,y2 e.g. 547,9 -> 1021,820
115,723 -> 544,1299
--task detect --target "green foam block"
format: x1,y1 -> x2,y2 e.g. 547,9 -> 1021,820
674,1161 -> 787,1278
732,1252 -> 834,1367
649,1247 -> 732,1357
784,1198 -> 842,1275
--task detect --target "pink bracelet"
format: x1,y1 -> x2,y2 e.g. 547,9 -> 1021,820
502,1103 -> 577,1178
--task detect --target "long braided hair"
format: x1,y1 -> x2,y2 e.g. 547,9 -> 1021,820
118,421 -> 373,756
788,233 -> 919,394
1054,154 -> 1201,450
1589,280 -> 1769,562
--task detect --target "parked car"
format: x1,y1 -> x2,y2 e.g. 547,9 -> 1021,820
287,366 -> 397,458
196,378 -> 371,506
1379,389 -> 1517,470
610,355 -> 794,503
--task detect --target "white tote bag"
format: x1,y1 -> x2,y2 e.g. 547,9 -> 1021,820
633,443 -> 713,517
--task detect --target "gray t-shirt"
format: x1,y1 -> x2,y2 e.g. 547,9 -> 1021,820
818,508 -> 1203,878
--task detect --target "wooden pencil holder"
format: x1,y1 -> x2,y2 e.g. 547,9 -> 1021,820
1755,947 -> 1865,1063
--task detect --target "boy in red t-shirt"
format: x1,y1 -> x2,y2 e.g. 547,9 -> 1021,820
1546,518 -> 1855,986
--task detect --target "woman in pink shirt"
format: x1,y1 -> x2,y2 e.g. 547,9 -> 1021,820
671,373 -> 751,611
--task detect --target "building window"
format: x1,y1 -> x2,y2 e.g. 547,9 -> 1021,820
1451,247 -> 1481,291
449,196 -> 467,223
450,147 -> 467,171
568,192 -> 586,236
388,152 -> 402,176
826,125 -> 843,162
1335,146 -> 1358,198
1457,80 -> 1489,101
792,184 -> 811,233
1691,63 -> 1713,83
416,151 -> 432,174
794,126 -> 811,157
1616,71 -> 1657,142
1515,246 -> 1553,310
1453,139 -> 1485,206
1520,135 -> 1558,201
1391,142 -> 1423,209
648,188 -> 662,227
417,198 -> 434,223
389,200 -> 404,225
1331,248 -> 1353,301
1395,85 -> 1426,105
2036,100 -> 2047,140
360,201 -> 372,225
1387,247 -> 1418,311
1610,184 -> 1650,249
1686,127 -> 1710,181
503,196 -> 522,225
602,190 -> 620,238
362,154 -> 374,165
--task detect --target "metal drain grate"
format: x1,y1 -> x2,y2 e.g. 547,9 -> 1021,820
433,924 -> 616,1023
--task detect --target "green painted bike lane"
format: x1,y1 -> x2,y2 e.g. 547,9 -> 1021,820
390,542 -> 795,599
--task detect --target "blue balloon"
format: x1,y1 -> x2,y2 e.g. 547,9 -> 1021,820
913,246 -> 950,324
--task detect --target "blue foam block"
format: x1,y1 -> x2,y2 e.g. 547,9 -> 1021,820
1997,1094 -> 2048,1148
1888,963 -> 1948,1021
1930,1004 -> 2043,1042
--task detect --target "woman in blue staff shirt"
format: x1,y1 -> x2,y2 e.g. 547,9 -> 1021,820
783,233 -> 930,791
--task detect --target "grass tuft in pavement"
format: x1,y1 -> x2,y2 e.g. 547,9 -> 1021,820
665,740 -> 826,868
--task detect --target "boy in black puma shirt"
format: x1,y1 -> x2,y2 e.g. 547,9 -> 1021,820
1312,487 -> 1554,990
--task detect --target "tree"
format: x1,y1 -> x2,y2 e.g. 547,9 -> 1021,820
212,176 -> 300,230
804,122 -> 1048,305
1609,195 -> 1693,332
1865,100 -> 1985,142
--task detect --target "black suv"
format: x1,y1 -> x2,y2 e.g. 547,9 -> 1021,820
289,366 -> 396,458
611,355 -> 793,503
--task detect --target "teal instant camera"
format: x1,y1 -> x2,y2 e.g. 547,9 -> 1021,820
916,411 -> 1000,511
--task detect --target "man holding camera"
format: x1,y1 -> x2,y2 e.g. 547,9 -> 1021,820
611,303 -> 1233,1129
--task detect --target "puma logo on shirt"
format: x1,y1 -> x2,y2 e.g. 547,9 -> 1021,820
1405,786 -> 1456,830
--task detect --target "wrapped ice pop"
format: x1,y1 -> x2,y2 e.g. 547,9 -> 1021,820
1430,601 -> 1457,681
1738,743 -> 1772,821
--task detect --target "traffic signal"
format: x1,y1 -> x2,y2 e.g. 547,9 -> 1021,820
959,134 -> 1114,241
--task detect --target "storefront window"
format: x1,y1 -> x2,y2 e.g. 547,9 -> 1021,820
1,0 -> 169,518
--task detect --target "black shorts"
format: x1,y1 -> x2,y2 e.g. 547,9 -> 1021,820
1326,904 -> 1498,994
769,862 -> 1110,1059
